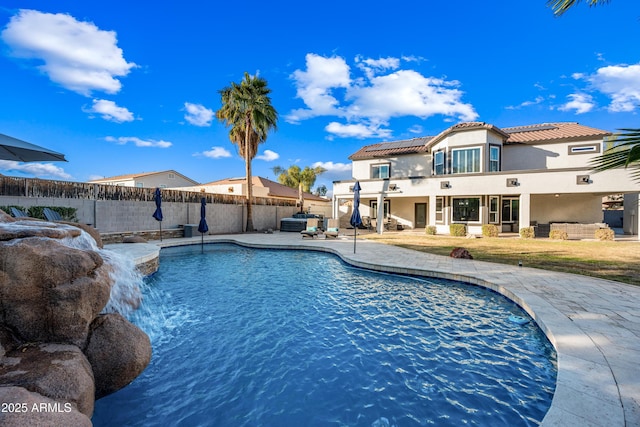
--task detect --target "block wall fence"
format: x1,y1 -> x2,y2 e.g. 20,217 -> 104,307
0,176 -> 299,234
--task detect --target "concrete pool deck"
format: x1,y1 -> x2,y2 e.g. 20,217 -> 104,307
107,232 -> 640,427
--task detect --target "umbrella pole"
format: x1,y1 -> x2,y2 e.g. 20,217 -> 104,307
159,222 -> 162,241
353,227 -> 356,253
201,232 -> 204,253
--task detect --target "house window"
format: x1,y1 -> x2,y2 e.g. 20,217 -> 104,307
371,163 -> 390,179
370,200 -> 390,219
136,182 -> 143,188
489,146 -> 500,172
452,148 -> 481,174
434,151 -> 445,175
435,197 -> 444,222
502,198 -> 519,223
452,197 -> 480,222
489,196 -> 499,223
168,173 -> 176,179
569,144 -> 600,155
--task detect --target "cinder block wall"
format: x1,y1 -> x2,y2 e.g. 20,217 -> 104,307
0,196 -> 298,234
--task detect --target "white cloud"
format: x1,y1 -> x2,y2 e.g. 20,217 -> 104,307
506,96 -> 545,110
86,99 -> 135,122
0,160 -> 71,179
255,149 -> 279,161
569,63 -> 640,113
105,136 -> 172,148
184,102 -> 214,127
408,124 -> 424,134
325,122 -> 392,139
1,9 -> 136,96
201,146 -> 232,159
558,93 -> 595,114
312,161 -> 352,182
287,53 -> 478,138
287,54 -> 351,122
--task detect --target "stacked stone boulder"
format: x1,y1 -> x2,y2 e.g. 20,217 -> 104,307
0,211 -> 151,426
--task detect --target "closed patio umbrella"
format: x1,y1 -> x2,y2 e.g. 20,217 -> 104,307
152,188 -> 163,241
0,133 -> 67,162
197,197 -> 209,253
350,181 -> 362,253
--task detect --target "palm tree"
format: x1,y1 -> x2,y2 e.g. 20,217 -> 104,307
548,0 -> 611,16
272,165 -> 326,192
272,165 -> 326,212
217,72 -> 278,231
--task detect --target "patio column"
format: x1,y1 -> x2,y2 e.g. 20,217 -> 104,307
332,194 -> 338,219
377,193 -> 384,234
519,193 -> 531,231
428,195 -> 437,227
625,193 -> 640,239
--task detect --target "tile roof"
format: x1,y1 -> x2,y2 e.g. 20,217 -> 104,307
88,169 -> 200,184
349,122 -> 611,158
203,176 -> 329,202
349,137 -> 432,160
503,122 -> 611,143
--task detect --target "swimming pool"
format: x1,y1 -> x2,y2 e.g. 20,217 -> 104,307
92,244 -> 556,426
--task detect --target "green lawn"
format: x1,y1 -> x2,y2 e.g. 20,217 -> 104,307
363,232 -> 640,286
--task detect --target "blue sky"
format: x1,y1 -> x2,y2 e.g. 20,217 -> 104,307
0,1 -> 638,193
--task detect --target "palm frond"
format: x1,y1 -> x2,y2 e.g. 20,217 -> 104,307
590,128 -> 640,181
548,0 -> 610,16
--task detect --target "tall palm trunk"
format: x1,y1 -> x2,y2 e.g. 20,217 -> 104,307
245,112 -> 254,231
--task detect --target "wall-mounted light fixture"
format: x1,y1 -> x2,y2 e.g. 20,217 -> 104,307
348,186 -> 354,192
440,181 -> 451,189
577,175 -> 590,185
228,187 -> 234,193
388,184 -> 397,191
506,178 -> 519,187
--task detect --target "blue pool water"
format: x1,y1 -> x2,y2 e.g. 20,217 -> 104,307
92,244 -> 556,427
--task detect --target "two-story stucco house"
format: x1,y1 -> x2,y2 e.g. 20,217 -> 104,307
332,122 -> 640,237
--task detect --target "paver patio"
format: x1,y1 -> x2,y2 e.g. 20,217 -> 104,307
108,231 -> 640,426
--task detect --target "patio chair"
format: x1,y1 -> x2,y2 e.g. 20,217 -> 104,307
43,207 -> 63,222
10,207 -> 28,218
324,219 -> 340,239
300,218 -> 320,239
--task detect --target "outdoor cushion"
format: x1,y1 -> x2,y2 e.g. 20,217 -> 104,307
327,227 -> 339,232
306,226 -> 317,232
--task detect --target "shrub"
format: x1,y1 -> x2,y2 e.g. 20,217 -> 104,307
549,229 -> 568,240
595,228 -> 614,241
449,224 -> 467,237
519,226 -> 535,239
482,224 -> 499,237
27,206 -> 78,222
425,225 -> 437,235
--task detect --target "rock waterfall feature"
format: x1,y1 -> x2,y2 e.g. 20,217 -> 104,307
0,211 -> 151,426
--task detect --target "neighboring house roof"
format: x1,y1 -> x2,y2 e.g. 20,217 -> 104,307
349,122 -> 611,159
203,176 -> 329,202
89,170 -> 199,185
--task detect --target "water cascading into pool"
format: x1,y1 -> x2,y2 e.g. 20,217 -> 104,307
62,228 -> 144,315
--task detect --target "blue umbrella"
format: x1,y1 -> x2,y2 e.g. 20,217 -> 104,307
197,197 -> 209,252
152,188 -> 163,241
350,181 -> 362,253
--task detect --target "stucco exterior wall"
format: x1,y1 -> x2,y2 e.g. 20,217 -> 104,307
352,153 -> 430,180
502,139 -> 602,171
